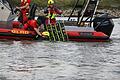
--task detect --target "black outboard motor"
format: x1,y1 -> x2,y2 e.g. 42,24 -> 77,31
93,13 -> 114,37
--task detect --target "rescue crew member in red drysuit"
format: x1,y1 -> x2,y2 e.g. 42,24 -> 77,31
24,20 -> 39,34
22,20 -> 49,37
44,0 -> 63,25
13,0 -> 49,37
12,18 -> 49,37
16,0 -> 31,24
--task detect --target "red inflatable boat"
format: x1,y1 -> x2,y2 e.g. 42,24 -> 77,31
0,22 -> 109,42
0,0 -> 114,42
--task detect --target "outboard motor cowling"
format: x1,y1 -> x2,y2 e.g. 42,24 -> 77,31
93,13 -> 114,37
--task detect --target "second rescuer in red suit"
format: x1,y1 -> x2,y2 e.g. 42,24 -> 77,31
16,0 -> 31,24
44,0 -> 62,25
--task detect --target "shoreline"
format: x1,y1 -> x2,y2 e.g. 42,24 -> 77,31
36,8 -> 120,17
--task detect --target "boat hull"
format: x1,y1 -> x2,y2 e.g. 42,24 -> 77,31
0,28 -> 36,40
0,21 -> 110,42
66,31 -> 109,42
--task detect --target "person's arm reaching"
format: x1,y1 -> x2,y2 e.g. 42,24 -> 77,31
55,7 -> 63,15
34,28 -> 42,36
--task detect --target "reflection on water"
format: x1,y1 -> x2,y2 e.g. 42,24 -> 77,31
0,19 -> 120,80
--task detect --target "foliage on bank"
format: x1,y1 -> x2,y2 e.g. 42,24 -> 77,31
10,0 -> 120,9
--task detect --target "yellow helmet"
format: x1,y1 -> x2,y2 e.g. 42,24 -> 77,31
48,0 -> 54,5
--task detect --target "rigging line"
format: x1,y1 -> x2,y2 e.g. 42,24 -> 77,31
68,0 -> 79,21
78,0 -> 90,25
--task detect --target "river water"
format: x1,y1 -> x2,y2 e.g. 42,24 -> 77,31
0,19 -> 120,80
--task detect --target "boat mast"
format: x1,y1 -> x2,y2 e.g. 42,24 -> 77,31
77,0 -> 100,27
78,0 -> 90,25
68,0 -> 87,21
68,0 -> 79,21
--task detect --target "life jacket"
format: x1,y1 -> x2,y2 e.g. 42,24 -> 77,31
46,5 -> 62,20
46,7 -> 57,19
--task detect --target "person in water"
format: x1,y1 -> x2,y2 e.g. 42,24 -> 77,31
16,0 -> 31,24
44,0 -> 63,25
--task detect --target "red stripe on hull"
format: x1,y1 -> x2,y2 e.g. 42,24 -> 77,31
69,39 -> 110,42
0,28 -> 36,35
0,36 -> 33,40
0,28 -> 36,40
66,31 -> 109,41
0,28 -> 11,33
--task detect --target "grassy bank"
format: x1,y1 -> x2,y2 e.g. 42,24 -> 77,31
99,0 -> 120,9
10,0 -> 120,9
